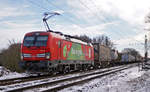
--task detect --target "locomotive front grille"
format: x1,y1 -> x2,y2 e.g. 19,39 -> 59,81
37,53 -> 45,57
23,53 -> 31,58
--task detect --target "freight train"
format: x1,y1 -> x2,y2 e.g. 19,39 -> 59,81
19,31 -> 141,73
19,12 -> 142,73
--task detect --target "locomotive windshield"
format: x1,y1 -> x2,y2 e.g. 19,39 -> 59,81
23,35 -> 48,46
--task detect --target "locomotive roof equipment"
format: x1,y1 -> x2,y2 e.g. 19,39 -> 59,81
43,12 -> 60,32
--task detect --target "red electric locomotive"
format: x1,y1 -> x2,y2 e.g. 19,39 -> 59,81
19,31 -> 94,73
19,12 -> 94,73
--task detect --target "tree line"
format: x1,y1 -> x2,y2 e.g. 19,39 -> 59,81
0,42 -> 23,72
74,35 -> 114,49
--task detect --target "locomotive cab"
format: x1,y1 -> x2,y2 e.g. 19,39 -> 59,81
19,31 -> 51,72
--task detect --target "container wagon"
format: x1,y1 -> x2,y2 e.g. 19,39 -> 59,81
121,53 -> 135,63
110,49 -> 118,66
93,43 -> 111,68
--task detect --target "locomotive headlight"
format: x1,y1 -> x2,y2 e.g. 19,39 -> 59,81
45,53 -> 50,59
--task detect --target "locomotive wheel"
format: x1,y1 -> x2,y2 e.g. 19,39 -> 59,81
48,67 -> 53,74
52,67 -> 57,75
85,65 -> 88,71
65,65 -> 70,73
82,64 -> 87,71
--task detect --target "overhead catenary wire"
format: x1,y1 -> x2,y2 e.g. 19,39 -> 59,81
29,1 -> 87,29
46,0 -> 108,28
27,0 -> 79,32
28,0 -> 50,11
27,0 -> 94,40
28,0 -> 74,24
84,0 -> 144,44
45,0 -> 78,24
46,0 -> 101,26
79,0 -> 145,53
90,0 -> 144,43
77,0 -> 115,31
45,0 -> 111,38
33,0 -> 116,39
78,0 -> 129,40
28,0 -> 145,51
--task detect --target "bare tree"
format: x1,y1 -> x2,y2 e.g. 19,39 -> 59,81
74,35 -> 92,43
92,35 -> 114,48
74,34 -> 114,48
122,48 -> 141,57
144,12 -> 150,31
145,12 -> 150,23
0,41 -> 23,72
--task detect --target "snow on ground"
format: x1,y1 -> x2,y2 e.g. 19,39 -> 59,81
60,66 -> 150,92
0,66 -> 27,80
1,64 -> 150,92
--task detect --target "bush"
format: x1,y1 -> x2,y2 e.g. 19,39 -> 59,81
0,42 -> 24,72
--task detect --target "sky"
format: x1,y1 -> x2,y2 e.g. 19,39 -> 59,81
0,0 -> 150,56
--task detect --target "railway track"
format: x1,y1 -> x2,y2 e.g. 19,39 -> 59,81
0,69 -> 92,86
0,64 -> 135,92
0,68 -> 109,86
0,65 -> 124,86
40,65 -> 133,92
0,74 -> 55,86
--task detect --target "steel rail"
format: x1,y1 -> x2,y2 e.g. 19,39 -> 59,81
1,65 -> 134,92
41,66 -> 131,92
